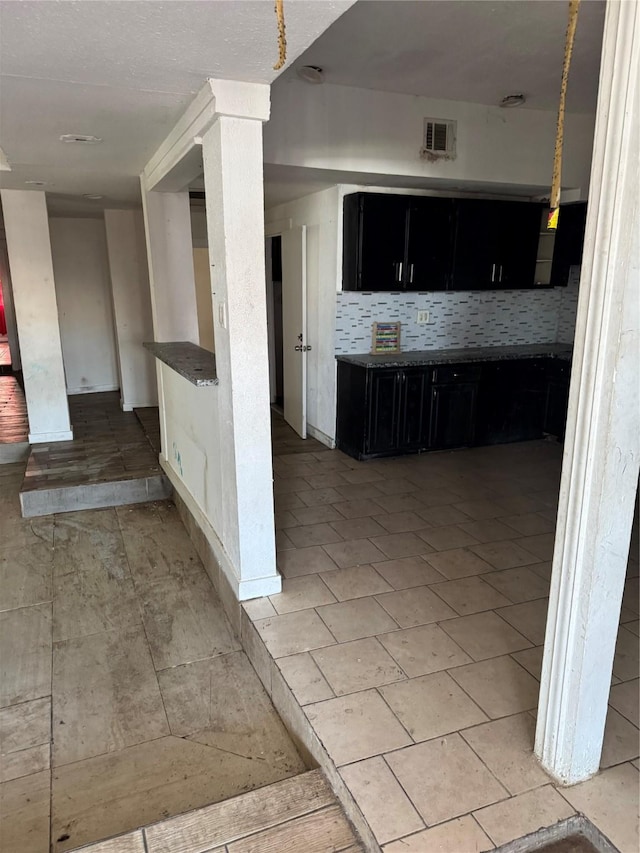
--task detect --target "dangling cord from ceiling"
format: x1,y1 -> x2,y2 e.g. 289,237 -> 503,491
548,0 -> 581,230
273,0 -> 287,70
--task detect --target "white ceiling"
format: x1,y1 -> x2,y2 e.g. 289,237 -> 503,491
282,0 -> 606,113
0,0 -> 605,216
0,0 -> 354,213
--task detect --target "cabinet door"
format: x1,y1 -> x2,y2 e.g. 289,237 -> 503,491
428,383 -> 477,449
400,369 -> 431,448
351,194 -> 409,291
476,360 -> 546,445
450,200 -> 542,290
550,202 -> 588,287
405,198 -> 454,291
366,370 -> 402,455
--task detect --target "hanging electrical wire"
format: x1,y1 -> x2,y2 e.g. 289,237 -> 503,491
548,0 -> 581,230
273,0 -> 287,70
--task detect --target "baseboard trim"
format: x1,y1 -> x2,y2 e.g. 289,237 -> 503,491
307,423 -> 336,449
28,429 -> 73,443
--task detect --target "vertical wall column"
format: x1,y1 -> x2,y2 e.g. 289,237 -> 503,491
535,0 -> 639,784
202,113 -> 279,598
1,190 -> 72,442
140,186 -> 199,457
104,210 -> 158,411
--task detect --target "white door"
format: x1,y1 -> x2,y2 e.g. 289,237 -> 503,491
281,226 -> 307,438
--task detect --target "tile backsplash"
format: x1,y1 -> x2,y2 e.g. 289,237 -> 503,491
336,273 -> 580,355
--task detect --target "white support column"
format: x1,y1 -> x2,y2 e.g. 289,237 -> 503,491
104,210 -> 158,411
202,111 -> 279,598
535,0 -> 639,785
1,190 -> 72,443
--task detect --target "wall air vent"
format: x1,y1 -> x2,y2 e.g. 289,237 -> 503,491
421,119 -> 456,162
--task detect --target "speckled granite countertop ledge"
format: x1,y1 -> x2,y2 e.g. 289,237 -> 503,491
144,342 -> 218,386
336,343 -> 573,369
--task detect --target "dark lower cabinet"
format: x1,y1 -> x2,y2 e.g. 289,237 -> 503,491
336,356 -> 571,460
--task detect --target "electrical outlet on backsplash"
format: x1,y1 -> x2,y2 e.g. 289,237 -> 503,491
335,284 -> 579,355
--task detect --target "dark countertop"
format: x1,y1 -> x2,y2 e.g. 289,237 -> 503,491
144,341 -> 218,386
336,342 -> 573,369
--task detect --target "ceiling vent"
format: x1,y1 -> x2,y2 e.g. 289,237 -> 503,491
59,134 -> 102,144
421,119 -> 456,162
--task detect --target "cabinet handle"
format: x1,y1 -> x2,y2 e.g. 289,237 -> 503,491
398,261 -> 403,282
409,263 -> 415,283
499,264 -> 504,282
491,263 -> 496,282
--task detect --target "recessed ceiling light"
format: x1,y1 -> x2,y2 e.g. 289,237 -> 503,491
296,65 -> 324,84
83,194 -> 103,200
25,180 -> 48,186
59,134 -> 103,144
500,93 -> 526,108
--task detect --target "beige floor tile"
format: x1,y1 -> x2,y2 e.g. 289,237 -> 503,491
412,488 -> 465,508
373,556 -> 446,590
52,626 -> 169,766
382,816 -> 493,853
275,529 -> 295,551
290,504 -> 343,526
329,517 -> 387,540
456,518 -> 520,544
418,504 -> 473,527
52,734 -> 304,853
449,655 -> 540,718
440,611 -> 532,661
341,467 -> 386,485
0,546 -> 52,613
316,597 -> 398,642
496,599 -> 549,646
0,768 -> 51,853
483,567 -> 549,604
373,512 -> 430,534
53,570 -> 141,643
613,626 -> 640,682
0,696 -> 51,755
601,708 -> 640,768
608,678 -> 639,727
379,623 -> 472,677
380,671 -> 487,741
470,540 -> 541,571
333,499 -> 384,519
369,532 -> 433,559
559,763 -> 639,853
305,690 -> 411,766
374,494 -> 426,514
320,565 -> 392,601
461,712 -> 551,794
277,545 -> 339,578
425,548 -> 495,580
386,734 -> 507,825
474,785 -> 574,847
286,523 -> 343,548
0,742 -> 50,783
298,487 -> 344,506
304,471 -> 349,490
269,575 -> 336,614
1,517 -> 54,551
323,538 -> 387,569
276,652 -> 335,705
430,576 -> 511,615
500,512 -> 556,536
514,533 -> 556,561
311,637 -> 405,696
136,568 -> 240,671
75,832 -> 146,853
242,597 -> 277,621
340,756 -> 424,844
418,525 -> 480,552
156,650 -> 305,773
274,476 -> 310,495
453,500 -> 507,520
254,610 -> 336,658
54,510 -> 127,580
274,493 -> 305,511
511,646 -> 544,680
376,586 -> 457,628
0,602 -> 52,708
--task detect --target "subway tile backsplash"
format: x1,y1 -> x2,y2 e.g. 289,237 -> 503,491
336,275 -> 580,355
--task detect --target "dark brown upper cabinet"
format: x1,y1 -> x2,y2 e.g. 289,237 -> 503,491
550,202 -> 588,287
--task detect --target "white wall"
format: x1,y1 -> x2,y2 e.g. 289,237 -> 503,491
265,82 -> 595,194
50,217 -> 119,394
104,209 -> 158,410
266,187 -> 340,445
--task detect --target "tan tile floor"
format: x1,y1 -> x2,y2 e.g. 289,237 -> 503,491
247,415 -> 640,852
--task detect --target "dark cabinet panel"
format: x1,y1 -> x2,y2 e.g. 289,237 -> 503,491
544,359 -> 571,438
476,359 -> 546,445
550,202 -> 588,287
367,370 -> 403,455
450,199 -> 543,290
343,193 -> 408,291
429,382 -> 477,449
406,198 -> 454,291
400,369 -> 431,447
